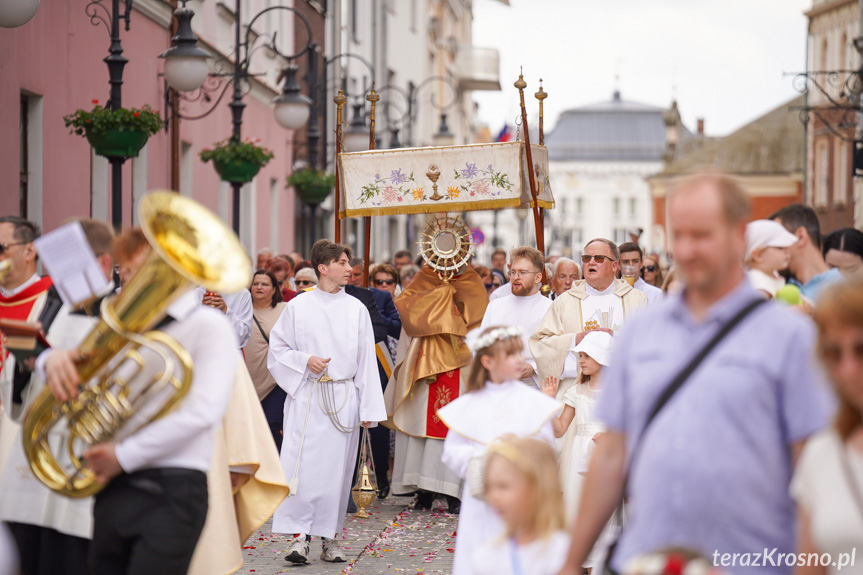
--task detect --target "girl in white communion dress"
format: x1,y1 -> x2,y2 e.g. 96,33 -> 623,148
438,326 -> 561,575
470,436 -> 570,575
542,330 -> 618,570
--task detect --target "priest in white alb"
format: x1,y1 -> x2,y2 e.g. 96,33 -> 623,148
478,246 -> 551,387
267,239 -> 387,565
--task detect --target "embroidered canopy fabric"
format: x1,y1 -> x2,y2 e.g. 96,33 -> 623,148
338,141 -> 554,217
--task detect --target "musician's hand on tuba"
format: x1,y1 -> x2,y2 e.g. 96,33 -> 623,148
44,349 -> 82,402
83,443 -> 122,484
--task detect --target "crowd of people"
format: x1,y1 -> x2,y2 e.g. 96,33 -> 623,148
0,169 -> 862,575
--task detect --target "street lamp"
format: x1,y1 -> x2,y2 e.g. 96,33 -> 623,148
0,0 -> 39,28
272,63 -> 313,131
159,2 -> 209,93
163,0 -> 316,234
343,101 -> 370,152
432,112 -> 455,146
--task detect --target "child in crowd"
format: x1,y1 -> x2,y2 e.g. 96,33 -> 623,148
471,437 -> 570,575
438,326 -> 561,575
542,330 -> 615,570
744,219 -> 798,298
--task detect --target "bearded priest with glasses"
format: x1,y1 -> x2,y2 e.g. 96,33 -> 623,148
530,238 -> 648,387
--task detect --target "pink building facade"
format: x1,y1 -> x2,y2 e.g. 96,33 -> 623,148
0,0 -> 299,257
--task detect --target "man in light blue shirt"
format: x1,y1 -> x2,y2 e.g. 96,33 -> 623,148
560,174 -> 834,575
769,204 -> 842,303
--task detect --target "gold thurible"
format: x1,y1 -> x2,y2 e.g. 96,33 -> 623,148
351,463 -> 376,518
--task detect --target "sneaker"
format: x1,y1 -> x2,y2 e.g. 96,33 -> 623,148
320,537 -> 347,562
285,535 -> 310,564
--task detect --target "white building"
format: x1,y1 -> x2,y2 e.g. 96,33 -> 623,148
544,91 -> 672,258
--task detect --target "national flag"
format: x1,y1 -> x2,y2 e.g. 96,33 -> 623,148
495,124 -> 513,142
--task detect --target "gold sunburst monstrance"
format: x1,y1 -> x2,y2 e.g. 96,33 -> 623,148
417,215 -> 474,281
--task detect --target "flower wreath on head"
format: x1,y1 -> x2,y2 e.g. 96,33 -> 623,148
470,326 -> 522,353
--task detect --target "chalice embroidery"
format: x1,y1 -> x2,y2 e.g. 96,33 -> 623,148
426,164 -> 443,201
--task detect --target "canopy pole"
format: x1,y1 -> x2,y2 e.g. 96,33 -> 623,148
515,70 -> 550,296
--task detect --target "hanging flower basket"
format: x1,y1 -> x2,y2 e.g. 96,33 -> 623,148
214,159 -> 262,183
201,138 -> 274,184
287,169 -> 336,205
64,101 -> 161,159
85,128 -> 150,158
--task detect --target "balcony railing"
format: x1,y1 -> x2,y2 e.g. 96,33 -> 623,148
455,46 -> 501,91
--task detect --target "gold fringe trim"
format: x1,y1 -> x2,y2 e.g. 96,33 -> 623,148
344,197 -> 522,218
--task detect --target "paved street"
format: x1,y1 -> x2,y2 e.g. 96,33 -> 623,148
235,495 -> 457,574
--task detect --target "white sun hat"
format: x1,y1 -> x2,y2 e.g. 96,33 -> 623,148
745,219 -> 798,261
573,330 -> 614,367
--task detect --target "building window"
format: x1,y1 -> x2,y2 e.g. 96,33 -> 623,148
180,142 -> 193,198
19,94 -> 28,218
629,197 -> 637,218
351,0 -> 359,41
815,141 -> 828,206
835,140 -> 848,206
613,197 -> 620,219
820,38 -> 828,72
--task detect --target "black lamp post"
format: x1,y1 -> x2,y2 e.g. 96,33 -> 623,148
163,0 -> 315,235
79,0 -> 135,230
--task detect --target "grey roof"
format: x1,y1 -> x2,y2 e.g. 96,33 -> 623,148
546,91 -> 669,162
659,95 -> 805,176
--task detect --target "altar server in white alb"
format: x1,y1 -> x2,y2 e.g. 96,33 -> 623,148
267,239 -> 387,565
478,246 -> 552,387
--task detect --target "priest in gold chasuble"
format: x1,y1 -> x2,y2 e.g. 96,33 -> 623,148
384,265 -> 488,501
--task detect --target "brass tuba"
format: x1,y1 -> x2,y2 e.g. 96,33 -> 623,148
22,191 -> 251,498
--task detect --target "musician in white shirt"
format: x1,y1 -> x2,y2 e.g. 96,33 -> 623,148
41,241 -> 238,575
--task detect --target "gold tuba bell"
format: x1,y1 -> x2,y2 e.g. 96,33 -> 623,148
22,191 -> 251,498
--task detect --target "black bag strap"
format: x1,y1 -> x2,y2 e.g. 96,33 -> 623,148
630,297 -> 766,471
252,314 -> 269,344
603,297 -> 766,575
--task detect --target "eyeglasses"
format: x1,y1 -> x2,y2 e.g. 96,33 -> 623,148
0,241 -> 26,255
644,265 -> 658,272
375,279 -> 396,286
820,342 -> 863,364
510,269 -> 541,278
296,280 -> 314,287
581,254 -> 616,264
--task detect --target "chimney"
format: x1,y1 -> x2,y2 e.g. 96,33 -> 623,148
697,118 -> 705,135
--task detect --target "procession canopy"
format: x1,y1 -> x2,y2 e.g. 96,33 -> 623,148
337,141 -> 554,218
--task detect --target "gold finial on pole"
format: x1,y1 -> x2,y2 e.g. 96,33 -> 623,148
366,84 -> 380,151
362,85 -> 380,287
333,90 -> 347,243
535,79 -> 547,146
514,71 -> 550,296
514,68 -> 527,91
